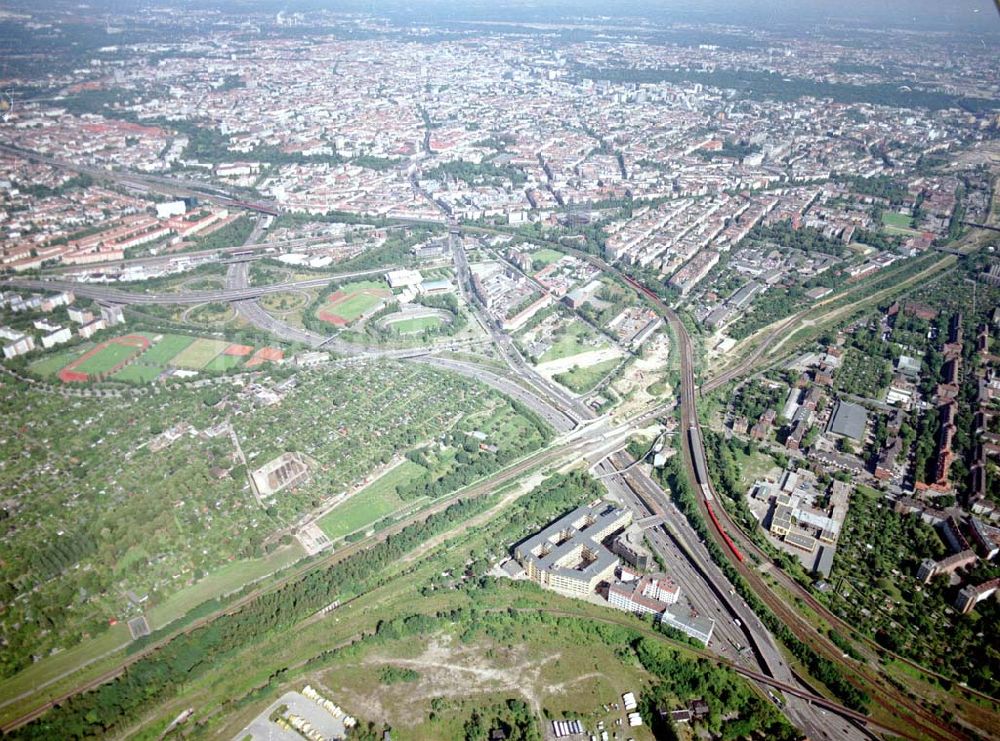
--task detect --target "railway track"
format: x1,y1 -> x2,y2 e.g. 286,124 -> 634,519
460,225 -> 993,738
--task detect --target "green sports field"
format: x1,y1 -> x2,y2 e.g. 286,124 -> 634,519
141,334 -> 195,365
881,211 -> 914,229
169,338 -> 230,369
28,346 -> 91,377
111,363 -> 164,384
317,280 -> 391,324
389,315 -> 444,334
881,211 -> 922,236
332,292 -> 385,321
73,342 -> 142,375
204,353 -> 244,372
317,460 -> 426,541
531,247 -> 564,267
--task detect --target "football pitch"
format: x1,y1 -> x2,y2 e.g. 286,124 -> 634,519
72,339 -> 146,375
317,280 -> 390,325
317,460 -> 426,541
169,338 -> 230,369
140,334 -> 195,365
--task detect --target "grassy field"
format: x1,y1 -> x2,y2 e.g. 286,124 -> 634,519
0,545 -> 305,725
111,363 -> 164,384
882,211 -> 915,229
147,544 -> 305,630
884,224 -> 923,237
333,292 -> 384,321
204,353 -> 245,372
315,617 -> 658,741
73,342 -> 142,375
28,346 -> 90,377
0,621 -> 130,722
317,280 -> 391,325
260,291 -> 309,313
317,460 -> 426,541
389,315 -> 444,334
554,357 -> 619,393
169,337 -> 230,369
141,334 -> 195,365
539,320 -> 605,363
531,247 -> 564,267
187,303 -> 235,325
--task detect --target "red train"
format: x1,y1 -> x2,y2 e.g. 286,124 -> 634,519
621,273 -> 662,305
220,197 -> 281,216
623,272 -> 745,564
706,502 -> 744,563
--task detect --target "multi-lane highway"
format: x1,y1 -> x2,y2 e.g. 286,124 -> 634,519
0,148 -> 968,737
0,271 -> 387,305
5,227 -> 890,738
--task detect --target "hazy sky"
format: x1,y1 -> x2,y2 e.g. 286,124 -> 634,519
258,0 -> 999,34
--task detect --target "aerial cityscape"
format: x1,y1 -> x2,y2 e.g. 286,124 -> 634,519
0,0 -> 998,739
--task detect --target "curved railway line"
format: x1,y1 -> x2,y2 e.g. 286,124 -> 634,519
1,215 -> 991,737
495,231 -> 984,740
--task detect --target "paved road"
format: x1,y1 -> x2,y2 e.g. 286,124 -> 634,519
0,271 -> 388,305
216,227 -> 872,738
1,144 -> 951,738
448,228 -> 592,421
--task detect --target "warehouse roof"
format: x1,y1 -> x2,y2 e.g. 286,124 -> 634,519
829,400 -> 867,441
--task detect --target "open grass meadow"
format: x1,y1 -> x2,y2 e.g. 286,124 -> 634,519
539,320 -> 605,363
146,543 -> 305,631
140,334 -> 196,365
317,460 -> 427,541
169,337 -> 230,369
388,315 -> 444,334
553,357 -> 620,393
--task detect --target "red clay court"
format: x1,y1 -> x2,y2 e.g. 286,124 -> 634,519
224,344 -> 254,356
245,347 -> 285,368
58,334 -> 151,383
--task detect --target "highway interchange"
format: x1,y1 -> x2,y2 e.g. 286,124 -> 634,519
1,157 -> 981,740
3,224 -> 870,740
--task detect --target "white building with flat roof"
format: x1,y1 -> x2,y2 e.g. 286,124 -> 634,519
386,269 -> 423,289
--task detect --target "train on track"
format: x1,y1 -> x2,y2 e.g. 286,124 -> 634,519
688,426 -> 745,563
621,273 -> 665,306
621,272 -> 746,564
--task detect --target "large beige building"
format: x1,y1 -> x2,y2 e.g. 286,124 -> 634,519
514,501 -> 632,597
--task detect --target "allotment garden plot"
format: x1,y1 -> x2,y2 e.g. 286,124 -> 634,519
0,360 -> 550,688
239,363 -> 551,545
